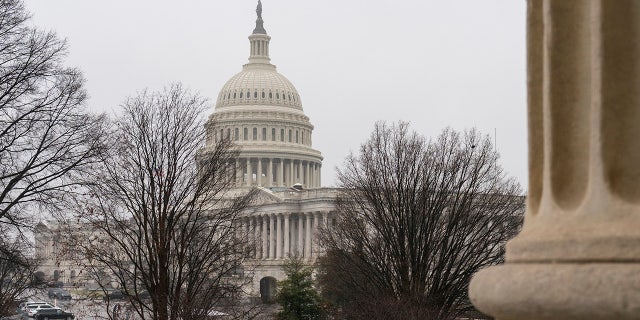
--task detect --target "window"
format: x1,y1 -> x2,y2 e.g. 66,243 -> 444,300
301,131 -> 304,144
262,128 -> 267,141
253,128 -> 257,140
244,128 -> 248,140
226,128 -> 230,138
235,128 -> 239,141
262,91 -> 265,98
276,93 -> 280,99
220,129 -> 223,139
233,92 -> 236,98
269,92 -> 272,98
239,92 -> 243,98
254,91 -> 257,98
280,129 -> 284,142
288,130 -> 292,142
247,91 -> 250,98
272,128 -> 276,141
296,131 -> 299,143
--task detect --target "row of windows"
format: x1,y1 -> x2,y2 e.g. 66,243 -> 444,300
216,126 -> 310,145
221,89 -> 299,104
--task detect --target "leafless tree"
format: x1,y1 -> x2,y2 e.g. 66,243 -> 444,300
0,232 -> 38,316
64,84 -> 257,320
0,0 -> 106,232
318,122 -> 523,320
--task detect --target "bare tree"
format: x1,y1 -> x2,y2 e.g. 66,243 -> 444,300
318,122 -> 523,320
0,232 -> 38,316
0,0 -> 106,231
66,84 -> 257,320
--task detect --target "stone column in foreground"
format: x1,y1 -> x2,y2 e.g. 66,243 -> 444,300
470,1 -> 640,319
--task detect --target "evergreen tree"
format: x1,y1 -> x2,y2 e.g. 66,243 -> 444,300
277,256 -> 327,320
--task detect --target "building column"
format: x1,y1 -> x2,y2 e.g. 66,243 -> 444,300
249,217 -> 256,258
289,160 -> 294,186
269,214 -> 276,259
297,161 -> 303,185
306,162 -> 311,187
245,158 -> 251,186
283,213 -> 290,258
278,159 -> 284,187
267,158 -> 273,187
470,2 -> 640,319
276,214 -> 282,259
257,158 -> 262,186
297,214 -> 304,257
235,159 -> 241,186
304,213 -> 312,260
261,215 -> 268,259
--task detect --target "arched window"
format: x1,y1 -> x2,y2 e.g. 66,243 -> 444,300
244,128 -> 248,140
247,91 -> 250,98
254,91 -> 258,98
233,92 -> 236,98
280,129 -> 284,142
272,128 -> 276,141
296,130 -> 299,143
253,128 -> 257,140
235,128 -> 239,141
288,130 -> 292,142
262,91 -> 265,98
269,92 -> 272,98
239,92 -> 243,98
301,131 -> 304,144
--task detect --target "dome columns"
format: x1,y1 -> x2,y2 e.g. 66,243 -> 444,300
235,157 -> 321,188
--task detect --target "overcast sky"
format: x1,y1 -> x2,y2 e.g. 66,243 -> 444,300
24,0 -> 527,189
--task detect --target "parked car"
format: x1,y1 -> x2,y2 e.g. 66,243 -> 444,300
34,308 -> 74,320
19,301 -> 49,314
48,288 -> 72,300
103,290 -> 125,301
26,304 -> 57,317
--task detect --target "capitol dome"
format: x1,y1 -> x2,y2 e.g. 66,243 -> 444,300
204,1 -> 323,189
216,65 -> 303,110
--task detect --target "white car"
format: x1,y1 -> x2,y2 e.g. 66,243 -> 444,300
20,302 -> 49,314
26,304 -> 58,318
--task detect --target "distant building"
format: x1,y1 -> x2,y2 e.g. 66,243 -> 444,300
35,2 -> 337,303
202,2 -> 336,301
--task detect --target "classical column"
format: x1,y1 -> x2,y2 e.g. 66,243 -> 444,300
245,158 -> 251,186
297,161 -> 303,185
306,162 -> 311,187
283,213 -> 290,258
289,160 -> 294,186
297,214 -> 304,257
470,2 -> 640,319
250,217 -> 256,259
276,214 -> 282,259
267,158 -> 273,187
269,214 -> 276,259
304,213 -> 312,260
278,159 -> 284,187
235,159 -> 241,186
261,215 -> 268,259
257,158 -> 262,186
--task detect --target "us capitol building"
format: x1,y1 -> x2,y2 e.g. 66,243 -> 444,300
35,1 -> 337,303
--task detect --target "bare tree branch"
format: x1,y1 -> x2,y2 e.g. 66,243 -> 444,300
319,122 -> 524,320
62,84 -> 257,320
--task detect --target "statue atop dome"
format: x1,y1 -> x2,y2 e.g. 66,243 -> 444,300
257,0 -> 262,19
253,1 -> 267,34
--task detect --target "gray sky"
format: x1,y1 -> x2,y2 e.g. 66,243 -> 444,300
24,0 -> 527,189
